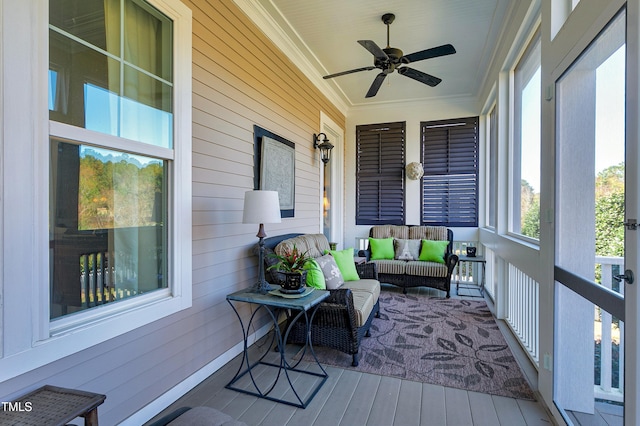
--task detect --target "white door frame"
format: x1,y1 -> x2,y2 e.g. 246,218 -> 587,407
625,1 -> 640,423
319,111 -> 344,247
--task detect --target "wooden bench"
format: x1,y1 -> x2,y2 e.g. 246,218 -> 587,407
0,385 -> 106,426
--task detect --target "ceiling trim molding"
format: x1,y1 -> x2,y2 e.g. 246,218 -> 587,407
475,0 -> 519,102
348,94 -> 480,115
231,0 -> 350,114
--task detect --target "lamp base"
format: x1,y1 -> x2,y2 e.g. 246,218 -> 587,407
251,280 -> 273,294
252,230 -> 273,294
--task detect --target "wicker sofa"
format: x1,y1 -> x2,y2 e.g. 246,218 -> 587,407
256,233 -> 380,366
360,225 -> 458,298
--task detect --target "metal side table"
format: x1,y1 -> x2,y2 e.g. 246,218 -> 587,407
456,255 -> 486,297
225,287 -> 330,408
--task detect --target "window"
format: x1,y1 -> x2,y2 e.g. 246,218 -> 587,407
420,117 -> 479,227
48,0 -> 191,325
512,32 -> 541,240
487,106 -> 497,228
355,122 -> 405,225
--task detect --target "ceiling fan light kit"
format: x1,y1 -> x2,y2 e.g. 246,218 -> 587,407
323,13 -> 456,98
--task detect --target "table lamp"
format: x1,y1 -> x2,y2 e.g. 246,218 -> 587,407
243,190 -> 281,293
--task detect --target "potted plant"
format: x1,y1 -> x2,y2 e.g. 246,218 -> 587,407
268,245 -> 313,292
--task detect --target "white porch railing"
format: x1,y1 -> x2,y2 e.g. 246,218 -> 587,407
506,264 -> 539,365
594,256 -> 624,403
452,241 -> 479,285
502,257 -> 623,403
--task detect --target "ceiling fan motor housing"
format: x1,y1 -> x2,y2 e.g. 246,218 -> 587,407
383,47 -> 403,61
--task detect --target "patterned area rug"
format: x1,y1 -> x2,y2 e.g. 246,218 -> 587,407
304,291 -> 536,400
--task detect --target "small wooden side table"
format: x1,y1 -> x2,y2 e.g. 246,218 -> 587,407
0,385 -> 106,426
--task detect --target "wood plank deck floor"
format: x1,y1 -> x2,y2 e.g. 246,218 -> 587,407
146,286 -> 555,426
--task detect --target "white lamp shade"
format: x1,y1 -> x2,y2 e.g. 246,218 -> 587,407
243,190 -> 282,224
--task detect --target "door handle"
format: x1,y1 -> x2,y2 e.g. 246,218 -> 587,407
613,269 -> 634,284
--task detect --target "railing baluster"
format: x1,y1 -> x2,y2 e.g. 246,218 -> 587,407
601,309 -> 613,393
619,318 -> 624,397
600,262 -> 612,393
82,254 -> 89,308
91,253 -> 98,306
97,251 -> 104,305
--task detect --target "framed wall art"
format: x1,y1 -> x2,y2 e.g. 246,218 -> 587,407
253,125 -> 295,218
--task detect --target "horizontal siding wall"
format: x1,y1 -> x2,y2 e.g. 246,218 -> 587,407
0,1 -> 344,424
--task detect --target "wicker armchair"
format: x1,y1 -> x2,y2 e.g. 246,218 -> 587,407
255,234 -> 380,366
286,261 -> 379,366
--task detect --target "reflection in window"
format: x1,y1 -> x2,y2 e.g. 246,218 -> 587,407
84,82 -> 173,147
49,0 -> 173,148
50,140 -> 167,319
48,69 -> 58,111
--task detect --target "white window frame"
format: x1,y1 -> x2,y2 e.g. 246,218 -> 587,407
509,29 -> 541,244
0,0 -> 191,382
484,97 -> 498,230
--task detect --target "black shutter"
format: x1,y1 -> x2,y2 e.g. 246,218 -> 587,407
421,117 -> 479,227
356,122 -> 405,225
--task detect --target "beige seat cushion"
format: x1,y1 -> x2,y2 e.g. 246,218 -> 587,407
348,288 -> 375,327
342,279 -> 380,301
340,279 -> 379,327
405,260 -> 448,278
371,259 -> 407,275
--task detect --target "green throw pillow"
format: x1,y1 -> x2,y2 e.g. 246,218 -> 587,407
303,259 -> 326,289
326,248 -> 360,281
419,240 -> 449,264
369,237 -> 395,260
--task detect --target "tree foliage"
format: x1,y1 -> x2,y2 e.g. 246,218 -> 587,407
521,179 -> 540,239
78,155 -> 164,230
595,167 -> 624,257
521,194 -> 540,239
518,163 -> 624,250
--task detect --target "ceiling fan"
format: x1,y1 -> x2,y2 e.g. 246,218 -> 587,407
323,13 -> 456,98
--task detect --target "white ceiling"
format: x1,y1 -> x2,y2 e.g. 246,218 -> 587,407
255,0 -> 516,107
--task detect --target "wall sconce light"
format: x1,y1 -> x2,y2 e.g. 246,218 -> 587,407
313,133 -> 334,165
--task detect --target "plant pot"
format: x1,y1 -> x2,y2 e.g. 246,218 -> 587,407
280,271 -> 307,292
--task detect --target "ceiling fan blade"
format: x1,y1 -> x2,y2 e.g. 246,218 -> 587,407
365,73 -> 387,98
402,44 -> 456,64
323,66 -> 376,79
397,67 -> 442,87
358,40 -> 389,61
